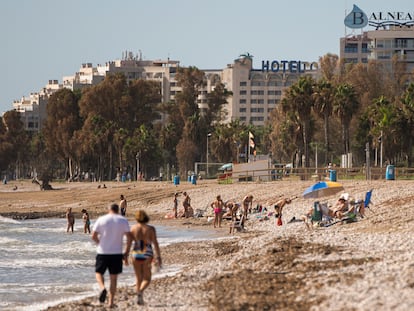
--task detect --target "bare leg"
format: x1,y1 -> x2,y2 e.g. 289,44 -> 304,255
139,260 -> 152,292
133,261 -> 144,304
108,274 -> 118,307
96,272 -> 105,291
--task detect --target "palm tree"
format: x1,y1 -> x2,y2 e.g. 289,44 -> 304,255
313,79 -> 334,164
333,83 -> 359,156
282,76 -> 315,167
401,83 -> 414,166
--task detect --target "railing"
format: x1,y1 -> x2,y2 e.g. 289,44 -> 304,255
225,166 -> 414,182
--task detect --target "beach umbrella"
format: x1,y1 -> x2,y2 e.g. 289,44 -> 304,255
302,181 -> 344,199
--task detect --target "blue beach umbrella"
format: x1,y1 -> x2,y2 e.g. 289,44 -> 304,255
303,181 -> 344,199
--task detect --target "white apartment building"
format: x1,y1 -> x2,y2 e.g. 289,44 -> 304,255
12,80 -> 61,131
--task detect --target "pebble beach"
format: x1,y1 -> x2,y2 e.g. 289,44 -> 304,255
1,178 -> 413,310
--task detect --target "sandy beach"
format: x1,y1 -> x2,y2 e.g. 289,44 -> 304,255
1,178 -> 413,310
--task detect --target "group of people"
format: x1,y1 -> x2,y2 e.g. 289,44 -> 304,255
91,202 -> 161,308
66,195 -> 127,234
302,192 -> 365,226
172,191 -> 193,218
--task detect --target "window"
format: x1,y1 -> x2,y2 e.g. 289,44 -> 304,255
345,43 -> 358,53
240,116 -> 246,121
268,90 -> 281,96
240,99 -> 246,104
240,81 -> 247,86
251,90 -> 264,95
268,81 -> 278,86
251,108 -> 264,113
268,99 -> 279,105
251,80 -> 265,86
257,99 -> 264,105
240,90 -> 247,95
251,116 -> 264,121
251,99 -> 257,104
239,108 -> 246,112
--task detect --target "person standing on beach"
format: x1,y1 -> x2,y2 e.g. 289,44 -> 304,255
274,197 -> 293,226
182,192 -> 192,218
173,192 -> 178,218
119,195 -> 127,217
242,195 -> 253,219
82,209 -> 91,234
130,210 -> 161,305
92,203 -> 132,308
66,208 -> 75,233
211,195 -> 225,228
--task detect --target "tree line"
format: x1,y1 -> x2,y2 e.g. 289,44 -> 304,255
1,54 -> 414,184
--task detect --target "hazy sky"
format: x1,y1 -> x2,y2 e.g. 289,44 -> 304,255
1,0 -> 412,113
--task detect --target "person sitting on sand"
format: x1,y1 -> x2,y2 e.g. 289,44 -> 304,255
211,195 -> 225,228
242,195 -> 253,219
129,210 -> 161,306
66,207 -> 75,233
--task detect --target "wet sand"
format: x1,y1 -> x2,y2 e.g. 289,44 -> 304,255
1,179 -> 414,310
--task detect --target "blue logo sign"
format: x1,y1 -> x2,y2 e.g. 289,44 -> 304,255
344,4 -> 368,29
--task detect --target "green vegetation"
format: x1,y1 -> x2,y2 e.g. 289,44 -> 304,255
2,54 -> 414,183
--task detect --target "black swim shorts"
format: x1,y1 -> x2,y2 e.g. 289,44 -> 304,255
95,254 -> 123,275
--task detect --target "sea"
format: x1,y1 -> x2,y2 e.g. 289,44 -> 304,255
0,216 -> 214,311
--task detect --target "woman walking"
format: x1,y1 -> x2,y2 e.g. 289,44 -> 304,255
130,210 -> 161,305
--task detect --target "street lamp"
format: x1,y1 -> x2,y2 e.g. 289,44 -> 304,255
136,151 -> 141,181
206,133 -> 212,177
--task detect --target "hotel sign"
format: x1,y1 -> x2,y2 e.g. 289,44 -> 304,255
261,60 -> 318,73
345,4 -> 414,29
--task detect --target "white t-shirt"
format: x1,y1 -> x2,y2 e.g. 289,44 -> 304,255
92,213 -> 130,254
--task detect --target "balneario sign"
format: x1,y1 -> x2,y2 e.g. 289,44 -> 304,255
344,4 -> 414,29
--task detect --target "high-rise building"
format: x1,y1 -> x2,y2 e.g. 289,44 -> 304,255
341,4 -> 414,76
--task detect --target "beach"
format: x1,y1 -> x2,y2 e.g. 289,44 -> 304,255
1,178 -> 413,310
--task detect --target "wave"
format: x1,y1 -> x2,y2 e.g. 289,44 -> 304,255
0,216 -> 21,224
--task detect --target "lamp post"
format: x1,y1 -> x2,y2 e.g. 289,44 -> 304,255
136,151 -> 140,181
206,133 -> 212,177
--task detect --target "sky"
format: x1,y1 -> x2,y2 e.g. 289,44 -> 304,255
1,0 -> 413,113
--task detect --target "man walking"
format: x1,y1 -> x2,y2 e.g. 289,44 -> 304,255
92,203 -> 132,308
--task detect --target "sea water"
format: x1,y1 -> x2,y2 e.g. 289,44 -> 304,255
0,216 -> 213,311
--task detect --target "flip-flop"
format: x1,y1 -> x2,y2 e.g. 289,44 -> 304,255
99,289 -> 107,303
